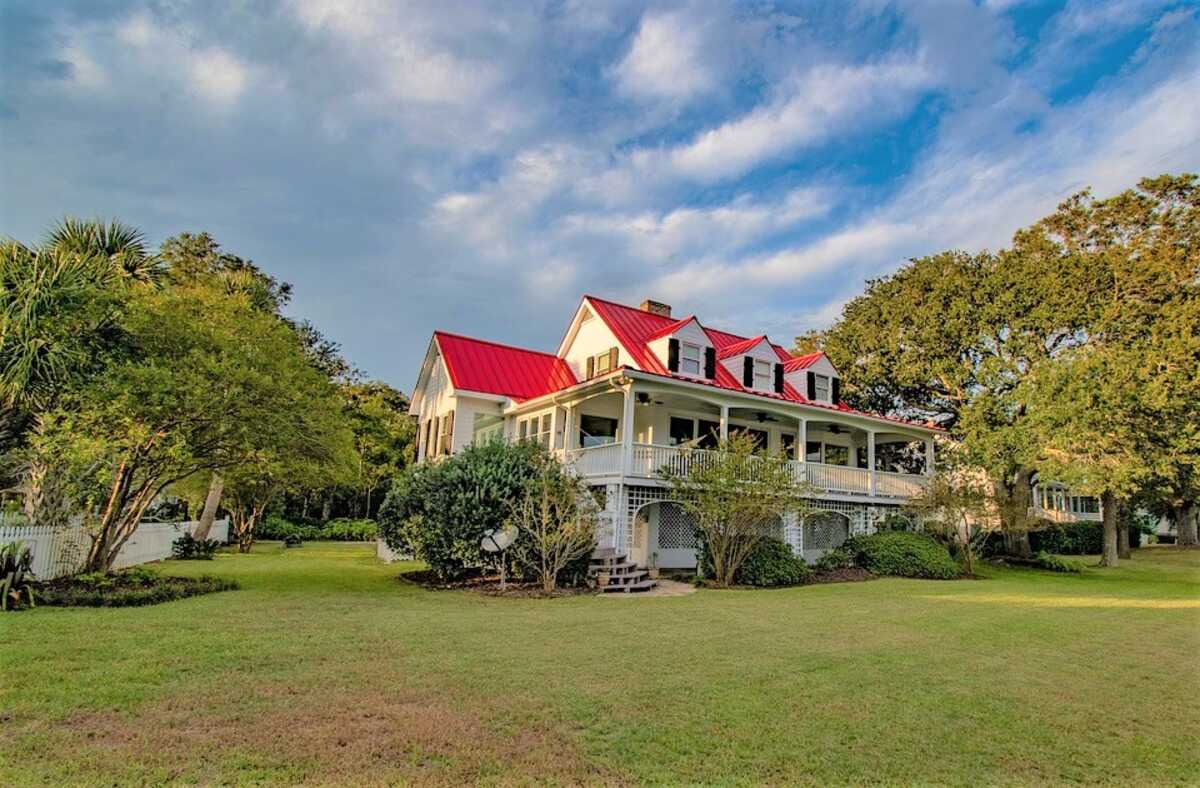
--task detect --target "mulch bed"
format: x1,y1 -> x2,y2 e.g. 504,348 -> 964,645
398,569 -> 593,598
32,572 -> 238,608
808,566 -> 875,584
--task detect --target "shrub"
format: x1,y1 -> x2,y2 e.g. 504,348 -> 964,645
321,518 -> 378,541
171,533 -> 222,560
379,441 -> 549,581
36,568 -> 237,607
1029,522 -> 1103,555
845,531 -> 961,579
2,541 -> 36,611
258,515 -> 320,541
283,533 -> 303,548
1034,550 -> 1083,573
709,538 -> 810,587
814,547 -> 855,572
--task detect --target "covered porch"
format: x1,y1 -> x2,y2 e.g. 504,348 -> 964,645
556,377 -> 934,499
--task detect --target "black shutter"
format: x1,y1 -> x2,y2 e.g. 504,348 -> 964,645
608,347 -> 619,370
806,371 -> 816,400
586,356 -> 594,378
743,357 -> 754,387
832,377 -> 841,405
774,363 -> 784,394
704,347 -> 716,379
667,338 -> 680,372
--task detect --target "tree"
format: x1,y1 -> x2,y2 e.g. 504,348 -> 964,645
658,433 -> 813,587
1021,174 -> 1199,565
43,217 -> 161,285
508,454 -> 598,592
906,446 -> 998,575
342,380 -> 415,517
32,280 -> 347,572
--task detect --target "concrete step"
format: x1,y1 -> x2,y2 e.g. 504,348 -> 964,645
601,579 -> 657,593
591,548 -> 618,560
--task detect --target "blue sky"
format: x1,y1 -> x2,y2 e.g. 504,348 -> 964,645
2,1 -> 1198,392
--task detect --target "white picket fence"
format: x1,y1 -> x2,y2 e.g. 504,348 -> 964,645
0,514 -> 229,579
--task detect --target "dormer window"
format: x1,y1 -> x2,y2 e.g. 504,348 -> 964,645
680,342 -> 701,376
753,359 -> 772,390
813,374 -> 830,402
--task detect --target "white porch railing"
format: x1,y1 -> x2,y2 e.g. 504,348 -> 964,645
803,463 -> 872,495
564,442 -> 929,499
875,469 -> 928,498
563,443 -> 624,476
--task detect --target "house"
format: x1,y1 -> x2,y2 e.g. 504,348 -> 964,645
1029,477 -> 1103,524
408,296 -> 942,570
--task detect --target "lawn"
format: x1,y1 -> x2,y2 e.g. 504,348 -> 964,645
3,544 -> 1198,786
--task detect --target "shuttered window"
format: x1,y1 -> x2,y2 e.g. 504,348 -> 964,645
680,343 -> 701,375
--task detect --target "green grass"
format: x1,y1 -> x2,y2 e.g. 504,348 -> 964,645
3,544 -> 1198,786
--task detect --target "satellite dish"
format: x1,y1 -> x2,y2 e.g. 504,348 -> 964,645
481,525 -> 517,552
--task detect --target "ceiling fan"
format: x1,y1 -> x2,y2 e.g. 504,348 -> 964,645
635,392 -> 664,406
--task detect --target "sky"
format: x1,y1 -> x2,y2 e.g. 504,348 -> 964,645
2,1 -> 1198,393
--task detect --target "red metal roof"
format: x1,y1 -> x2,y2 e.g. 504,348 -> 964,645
421,297 -> 937,431
434,331 -> 577,402
783,351 -> 825,372
716,334 -> 769,359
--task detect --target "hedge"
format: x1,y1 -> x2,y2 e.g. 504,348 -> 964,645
845,531 -> 961,579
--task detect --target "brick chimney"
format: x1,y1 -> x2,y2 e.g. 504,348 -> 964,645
639,299 -> 672,318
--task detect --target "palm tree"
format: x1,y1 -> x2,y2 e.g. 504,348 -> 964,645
43,218 -> 162,285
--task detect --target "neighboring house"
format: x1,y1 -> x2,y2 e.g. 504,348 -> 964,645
409,296 -> 942,567
1029,476 -> 1103,524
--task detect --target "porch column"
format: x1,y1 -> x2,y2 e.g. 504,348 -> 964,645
798,417 -> 807,460
867,430 -> 877,496
719,404 -> 729,441
621,384 -> 635,476
563,404 -> 575,451
925,438 -> 935,476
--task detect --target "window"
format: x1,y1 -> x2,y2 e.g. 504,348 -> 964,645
680,342 -> 701,375
697,420 -> 720,449
805,441 -> 822,462
813,374 -> 830,402
579,414 -> 618,447
669,417 -> 695,446
753,359 -> 772,390
595,350 -> 613,375
518,413 -> 551,447
824,444 -> 849,466
440,410 -> 454,456
733,427 -> 768,453
780,433 -> 797,460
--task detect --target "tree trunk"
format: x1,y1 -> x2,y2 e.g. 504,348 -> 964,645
1177,503 -> 1199,546
1098,491 -> 1119,567
191,472 -> 223,541
321,497 -> 332,522
999,467 -> 1035,557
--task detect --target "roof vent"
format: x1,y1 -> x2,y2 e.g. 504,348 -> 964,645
640,299 -> 672,318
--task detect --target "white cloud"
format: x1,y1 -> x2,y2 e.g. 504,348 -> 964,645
611,10 -> 717,102
635,57 -> 932,183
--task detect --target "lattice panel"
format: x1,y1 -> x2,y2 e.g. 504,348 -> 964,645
657,502 -> 698,549
803,512 -> 850,550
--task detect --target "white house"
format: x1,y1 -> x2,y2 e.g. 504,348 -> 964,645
409,296 -> 944,572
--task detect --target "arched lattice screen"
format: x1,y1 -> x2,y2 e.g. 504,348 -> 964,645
803,511 -> 850,551
657,503 -> 698,549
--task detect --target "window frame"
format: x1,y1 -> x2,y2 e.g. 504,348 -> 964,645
679,342 -> 702,376
753,358 -> 772,390
813,373 -> 830,402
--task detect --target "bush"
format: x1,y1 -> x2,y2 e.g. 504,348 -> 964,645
2,541 -> 36,611
36,567 -> 237,607
378,441 -> 548,581
706,538 -> 810,587
321,518 -> 378,541
283,533 -> 303,548
257,516 -> 377,542
1029,522 -> 1103,555
1033,550 -> 1083,573
814,547 -> 855,572
845,531 -> 961,579
171,533 -> 222,560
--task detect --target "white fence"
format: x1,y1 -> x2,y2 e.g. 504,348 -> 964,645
0,515 -> 229,579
